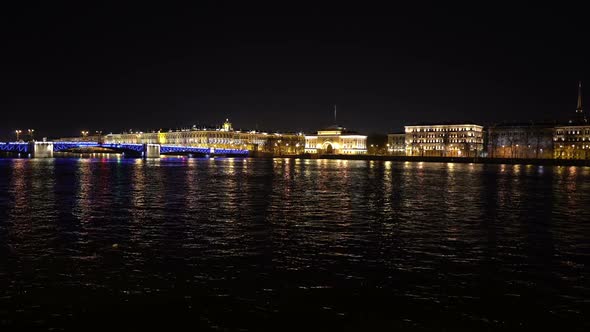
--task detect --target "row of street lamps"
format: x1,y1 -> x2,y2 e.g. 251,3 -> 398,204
81,130 -> 102,137
15,129 -> 34,141
13,129 -> 103,142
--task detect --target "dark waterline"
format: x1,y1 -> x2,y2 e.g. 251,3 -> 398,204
0,158 -> 588,331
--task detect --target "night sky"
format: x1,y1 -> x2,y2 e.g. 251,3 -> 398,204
1,3 -> 588,139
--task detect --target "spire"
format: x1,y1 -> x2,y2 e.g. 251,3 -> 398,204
573,81 -> 587,124
577,81 -> 583,113
334,105 -> 337,124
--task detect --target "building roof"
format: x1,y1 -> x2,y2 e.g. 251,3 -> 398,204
317,124 -> 362,135
405,122 -> 483,127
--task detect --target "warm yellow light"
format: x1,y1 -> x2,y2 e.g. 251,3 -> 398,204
317,130 -> 342,135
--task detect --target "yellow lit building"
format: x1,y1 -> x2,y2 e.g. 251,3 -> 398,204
305,125 -> 367,154
405,124 -> 484,157
554,82 -> 590,159
103,119 -> 305,155
553,125 -> 590,159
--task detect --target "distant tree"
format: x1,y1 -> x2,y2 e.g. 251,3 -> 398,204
367,133 -> 387,155
488,128 -> 499,158
526,126 -> 545,159
505,133 -> 515,158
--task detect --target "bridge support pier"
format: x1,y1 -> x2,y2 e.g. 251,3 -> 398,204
29,142 -> 54,158
143,144 -> 160,158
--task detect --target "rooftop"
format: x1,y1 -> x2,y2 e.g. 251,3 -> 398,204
317,124 -> 362,135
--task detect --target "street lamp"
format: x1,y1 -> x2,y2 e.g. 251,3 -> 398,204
81,130 -> 89,137
28,129 -> 34,141
15,130 -> 22,141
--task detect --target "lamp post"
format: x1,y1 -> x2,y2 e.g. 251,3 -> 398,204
27,129 -> 34,141
15,130 -> 22,141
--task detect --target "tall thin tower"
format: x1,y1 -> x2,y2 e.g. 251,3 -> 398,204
334,105 -> 337,124
575,81 -> 587,123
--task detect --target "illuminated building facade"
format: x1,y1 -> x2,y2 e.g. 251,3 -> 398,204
387,133 -> 406,155
103,119 -> 305,155
487,123 -> 554,159
305,125 -> 367,154
554,81 -> 590,159
553,125 -> 590,159
405,124 -> 484,157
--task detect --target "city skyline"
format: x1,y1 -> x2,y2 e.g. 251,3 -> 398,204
1,3 -> 589,139
3,79 -> 585,141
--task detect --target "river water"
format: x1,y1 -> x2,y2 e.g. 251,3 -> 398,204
0,158 -> 588,331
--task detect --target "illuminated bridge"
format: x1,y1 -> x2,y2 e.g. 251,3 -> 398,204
0,142 -> 249,158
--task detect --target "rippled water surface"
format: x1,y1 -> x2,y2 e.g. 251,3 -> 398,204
0,158 -> 588,331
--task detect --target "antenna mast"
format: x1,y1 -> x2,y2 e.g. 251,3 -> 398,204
334,105 -> 337,124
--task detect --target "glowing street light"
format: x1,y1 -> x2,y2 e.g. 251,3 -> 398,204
81,130 -> 89,137
28,129 -> 34,141
15,129 -> 22,141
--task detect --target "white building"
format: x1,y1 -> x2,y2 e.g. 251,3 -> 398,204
305,125 -> 367,155
405,124 -> 484,157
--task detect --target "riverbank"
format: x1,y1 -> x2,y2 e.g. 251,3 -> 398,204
279,154 -> 590,167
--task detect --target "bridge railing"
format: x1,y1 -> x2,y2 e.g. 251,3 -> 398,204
160,145 -> 210,154
159,145 -> 249,155
209,148 -> 249,155
0,143 -> 30,152
100,143 -> 144,152
2,142 -> 250,156
53,142 -> 100,152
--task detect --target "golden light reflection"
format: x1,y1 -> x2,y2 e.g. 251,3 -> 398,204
513,164 -> 521,175
382,161 -> 394,215
226,157 -> 236,176
9,160 -> 28,223
568,166 -> 577,178
131,159 -> 147,209
220,160 -> 240,220
556,166 -> 564,175
183,156 -> 200,215
74,159 -> 94,225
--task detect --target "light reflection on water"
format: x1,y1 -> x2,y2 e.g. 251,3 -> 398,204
0,158 -> 588,331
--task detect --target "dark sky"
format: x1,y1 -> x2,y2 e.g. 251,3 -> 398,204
1,2 -> 588,139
